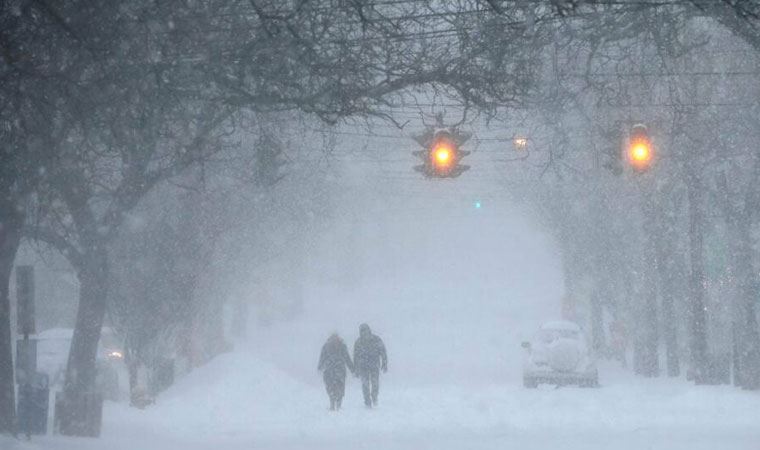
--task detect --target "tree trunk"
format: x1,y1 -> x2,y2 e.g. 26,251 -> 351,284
641,237 -> 660,377
589,205 -> 611,357
0,198 -> 23,436
205,297 -> 228,360
634,188 -> 660,377
660,271 -> 681,377
686,177 -> 709,383
656,211 -> 681,377
633,252 -> 660,376
729,214 -> 760,389
590,290 -> 605,354
127,358 -> 139,404
60,245 -> 109,436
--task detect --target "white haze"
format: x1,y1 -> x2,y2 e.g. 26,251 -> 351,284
248,158 -> 564,386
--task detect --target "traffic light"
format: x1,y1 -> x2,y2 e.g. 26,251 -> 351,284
626,124 -> 653,172
412,128 -> 471,178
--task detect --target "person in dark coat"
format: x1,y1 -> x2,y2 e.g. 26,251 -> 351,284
353,323 -> 387,408
318,333 -> 354,410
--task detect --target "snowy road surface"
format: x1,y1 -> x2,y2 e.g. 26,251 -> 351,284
4,350 -> 759,450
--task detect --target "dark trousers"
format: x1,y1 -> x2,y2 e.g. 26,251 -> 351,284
324,372 -> 346,410
359,367 -> 380,407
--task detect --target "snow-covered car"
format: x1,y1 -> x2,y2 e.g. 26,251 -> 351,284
521,320 -> 598,388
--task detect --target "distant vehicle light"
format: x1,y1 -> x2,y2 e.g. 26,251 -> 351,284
513,137 -> 528,150
108,350 -> 124,360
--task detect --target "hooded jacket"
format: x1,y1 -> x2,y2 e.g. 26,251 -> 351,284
353,324 -> 387,373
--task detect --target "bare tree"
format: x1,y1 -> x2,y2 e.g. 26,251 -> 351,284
0,0 -> 90,433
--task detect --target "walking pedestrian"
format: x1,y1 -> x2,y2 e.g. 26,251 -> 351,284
318,333 -> 354,410
353,323 -> 387,408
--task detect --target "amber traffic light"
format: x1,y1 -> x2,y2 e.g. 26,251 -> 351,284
413,128 -> 470,178
433,145 -> 452,166
627,124 -> 653,172
430,136 -> 457,176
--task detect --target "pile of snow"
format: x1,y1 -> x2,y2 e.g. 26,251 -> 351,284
133,350 -> 318,439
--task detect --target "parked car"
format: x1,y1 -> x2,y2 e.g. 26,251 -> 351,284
521,320 -> 598,388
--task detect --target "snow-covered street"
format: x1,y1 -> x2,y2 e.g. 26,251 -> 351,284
4,350 -> 759,450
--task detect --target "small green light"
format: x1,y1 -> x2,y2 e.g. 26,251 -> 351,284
474,201 -> 482,209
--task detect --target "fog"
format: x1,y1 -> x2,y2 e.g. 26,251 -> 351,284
3,1 -> 760,449
246,150 -> 563,386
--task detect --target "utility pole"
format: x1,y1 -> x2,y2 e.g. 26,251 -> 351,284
685,166 -> 709,383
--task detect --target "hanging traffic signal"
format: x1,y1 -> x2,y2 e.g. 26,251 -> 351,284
429,132 -> 457,176
412,128 -> 471,178
626,124 -> 653,173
